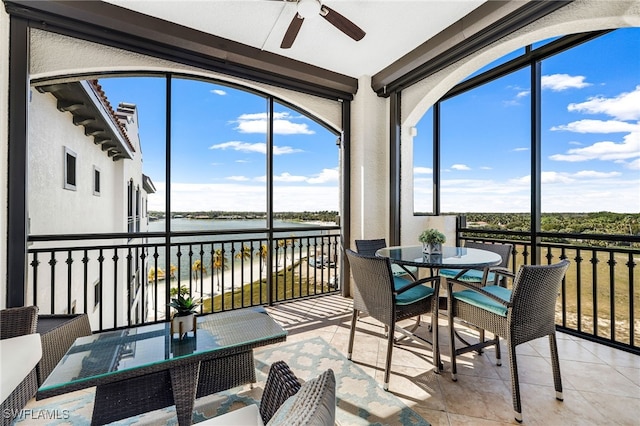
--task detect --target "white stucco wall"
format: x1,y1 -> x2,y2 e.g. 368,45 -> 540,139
399,0 -> 640,246
0,5 -> 9,309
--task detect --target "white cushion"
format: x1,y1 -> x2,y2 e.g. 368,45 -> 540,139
0,333 -> 42,403
196,404 -> 264,426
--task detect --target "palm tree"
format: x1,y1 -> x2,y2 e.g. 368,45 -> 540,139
235,244 -> 252,261
212,249 -> 229,291
192,259 -> 207,279
257,244 -> 268,278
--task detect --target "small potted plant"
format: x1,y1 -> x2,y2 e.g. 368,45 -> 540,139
418,228 -> 446,254
168,293 -> 201,339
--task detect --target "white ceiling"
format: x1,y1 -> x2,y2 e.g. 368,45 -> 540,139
104,0 -> 486,78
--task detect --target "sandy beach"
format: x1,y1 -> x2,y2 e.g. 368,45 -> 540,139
145,252 -> 312,320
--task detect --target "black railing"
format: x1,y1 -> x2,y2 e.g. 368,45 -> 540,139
458,227 -> 639,354
27,226 -> 341,332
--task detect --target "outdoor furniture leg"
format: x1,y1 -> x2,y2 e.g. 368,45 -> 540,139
170,362 -> 200,426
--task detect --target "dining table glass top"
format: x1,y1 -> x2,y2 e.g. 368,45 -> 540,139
39,307 -> 286,392
376,245 -> 502,269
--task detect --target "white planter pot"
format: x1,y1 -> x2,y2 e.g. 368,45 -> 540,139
171,313 -> 196,339
422,242 -> 442,255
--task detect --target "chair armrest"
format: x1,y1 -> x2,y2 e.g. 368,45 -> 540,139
447,279 -> 512,307
486,267 -> 515,286
395,276 -> 439,295
0,306 -> 39,339
259,361 -> 301,424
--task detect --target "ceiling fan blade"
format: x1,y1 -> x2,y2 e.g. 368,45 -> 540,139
320,5 -> 365,41
281,13 -> 304,49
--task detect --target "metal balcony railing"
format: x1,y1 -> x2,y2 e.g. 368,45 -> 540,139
458,228 -> 639,355
27,226 -> 341,332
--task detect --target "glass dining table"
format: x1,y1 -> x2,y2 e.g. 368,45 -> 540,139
376,245 -> 503,366
375,245 -> 502,271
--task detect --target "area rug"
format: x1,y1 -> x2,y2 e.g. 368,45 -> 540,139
18,337 -> 429,425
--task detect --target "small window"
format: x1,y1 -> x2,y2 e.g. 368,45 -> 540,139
93,166 -> 101,196
94,280 -> 101,308
64,147 -> 77,190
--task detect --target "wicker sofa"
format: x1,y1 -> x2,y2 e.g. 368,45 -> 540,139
0,306 -> 42,426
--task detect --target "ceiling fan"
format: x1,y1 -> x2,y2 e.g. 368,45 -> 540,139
279,0 -> 366,49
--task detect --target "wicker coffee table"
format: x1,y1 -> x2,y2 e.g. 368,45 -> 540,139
37,307 -> 287,426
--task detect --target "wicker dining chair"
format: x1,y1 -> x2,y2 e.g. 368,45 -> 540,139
355,238 -> 418,282
439,241 -> 513,287
345,248 -> 440,390
447,259 -> 570,422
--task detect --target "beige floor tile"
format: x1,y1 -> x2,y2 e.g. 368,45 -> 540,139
531,337 -> 605,363
577,338 -> 640,368
517,385 -> 609,426
615,365 -> 640,387
560,360 -> 637,397
440,375 -> 513,423
579,389 -> 640,425
493,353 -> 576,390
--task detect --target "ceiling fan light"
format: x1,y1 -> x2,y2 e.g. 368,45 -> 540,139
297,0 -> 321,19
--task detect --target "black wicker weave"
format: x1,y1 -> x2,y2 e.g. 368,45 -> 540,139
447,260 -> 570,422
345,248 -> 440,390
0,306 -> 39,426
355,238 -> 418,280
442,242 -> 513,288
259,360 -> 302,423
36,314 -> 92,386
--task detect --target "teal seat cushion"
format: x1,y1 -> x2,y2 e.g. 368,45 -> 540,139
452,285 -> 511,316
395,282 -> 435,306
440,268 -> 495,283
391,263 -> 418,277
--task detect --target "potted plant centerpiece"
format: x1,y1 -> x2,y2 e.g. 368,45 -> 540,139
168,293 -> 201,339
419,228 -> 446,255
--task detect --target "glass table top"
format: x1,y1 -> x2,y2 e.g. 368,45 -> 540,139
376,245 -> 502,269
39,307 -> 286,392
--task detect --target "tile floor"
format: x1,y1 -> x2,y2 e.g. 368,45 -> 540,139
263,295 -> 640,426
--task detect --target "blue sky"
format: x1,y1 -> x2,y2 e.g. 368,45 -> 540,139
99,77 -> 340,212
414,28 -> 639,213
100,28 -> 638,214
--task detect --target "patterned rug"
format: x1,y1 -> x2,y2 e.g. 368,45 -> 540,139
19,337 -> 429,425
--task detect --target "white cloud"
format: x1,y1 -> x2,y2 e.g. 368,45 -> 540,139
209,141 -> 303,155
211,89 -> 226,96
567,85 -> 640,121
235,159 -> 249,163
307,168 -> 339,184
628,158 -> 640,170
451,164 -> 470,171
551,119 -> 639,133
226,176 -> 250,181
435,172 -> 639,213
513,147 -> 529,152
254,168 -> 338,184
273,172 -> 307,183
413,167 -> 433,175
573,170 -> 621,178
148,182 -> 338,212
541,74 -> 591,91
233,112 -> 315,135
516,90 -> 530,98
550,131 -> 640,162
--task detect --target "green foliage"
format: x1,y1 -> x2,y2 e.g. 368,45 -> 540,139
170,285 -> 190,297
168,294 -> 201,317
418,228 -> 446,244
